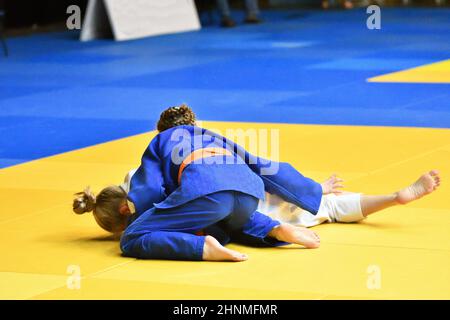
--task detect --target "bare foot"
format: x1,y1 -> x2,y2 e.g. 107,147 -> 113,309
396,170 -> 441,205
269,224 -> 320,249
202,236 -> 248,262
322,0 -> 330,9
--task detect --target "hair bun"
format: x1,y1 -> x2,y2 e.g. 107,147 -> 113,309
157,104 -> 196,132
73,187 -> 96,214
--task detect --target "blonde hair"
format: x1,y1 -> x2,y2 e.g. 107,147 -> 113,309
73,186 -> 128,233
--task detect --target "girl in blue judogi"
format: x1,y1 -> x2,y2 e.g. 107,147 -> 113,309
73,105 -> 440,262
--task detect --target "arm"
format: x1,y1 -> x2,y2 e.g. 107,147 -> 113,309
204,129 -> 323,214
257,161 -> 323,214
127,135 -> 167,215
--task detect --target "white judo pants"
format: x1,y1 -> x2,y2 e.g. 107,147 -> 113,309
257,192 -> 365,228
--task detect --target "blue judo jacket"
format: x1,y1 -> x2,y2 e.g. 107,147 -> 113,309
120,125 -> 322,259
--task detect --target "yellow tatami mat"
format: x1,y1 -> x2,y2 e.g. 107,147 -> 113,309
368,59 -> 450,83
1,122 -> 449,299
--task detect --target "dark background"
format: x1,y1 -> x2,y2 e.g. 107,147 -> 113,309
2,0 -> 87,28
0,0 -> 446,31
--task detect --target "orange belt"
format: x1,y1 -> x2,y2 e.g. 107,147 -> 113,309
177,147 -> 232,184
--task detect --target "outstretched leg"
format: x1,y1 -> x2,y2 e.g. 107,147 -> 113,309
361,170 -> 441,217
360,194 -> 397,217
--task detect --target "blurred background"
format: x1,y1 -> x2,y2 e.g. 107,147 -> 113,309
1,0 -> 448,33
0,0 -> 448,168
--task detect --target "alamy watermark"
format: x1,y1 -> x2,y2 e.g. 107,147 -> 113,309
66,5 -> 81,30
169,124 -> 280,176
366,5 -> 381,30
366,264 -> 382,290
66,264 -> 81,290
67,4 -> 381,31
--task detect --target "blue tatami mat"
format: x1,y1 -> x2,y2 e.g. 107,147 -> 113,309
0,8 -> 449,168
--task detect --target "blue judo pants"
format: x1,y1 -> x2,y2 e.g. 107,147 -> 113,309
120,191 -> 281,260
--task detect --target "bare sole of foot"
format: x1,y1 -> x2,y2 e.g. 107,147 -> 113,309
202,236 -> 248,262
396,170 -> 441,205
270,224 -> 320,249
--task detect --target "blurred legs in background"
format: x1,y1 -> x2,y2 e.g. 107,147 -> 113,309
0,9 -> 8,57
322,0 -> 354,9
216,0 -> 261,27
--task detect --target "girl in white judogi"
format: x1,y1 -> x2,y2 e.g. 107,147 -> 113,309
258,172 -> 441,227
122,170 -> 441,229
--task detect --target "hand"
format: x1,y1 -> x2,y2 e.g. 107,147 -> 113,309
321,174 -> 344,195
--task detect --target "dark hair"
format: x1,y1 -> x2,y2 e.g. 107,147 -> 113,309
157,104 -> 196,132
